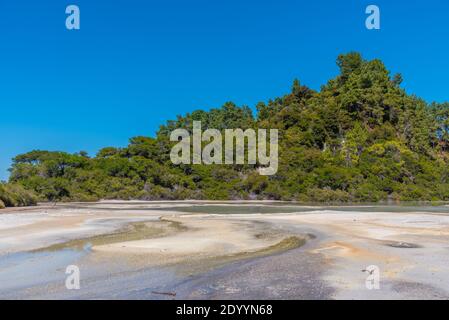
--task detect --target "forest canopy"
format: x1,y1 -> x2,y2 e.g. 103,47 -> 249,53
4,52 -> 449,206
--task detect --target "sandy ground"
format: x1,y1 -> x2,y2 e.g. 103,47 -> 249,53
0,201 -> 448,299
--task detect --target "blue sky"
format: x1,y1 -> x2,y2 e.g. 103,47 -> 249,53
0,0 -> 448,180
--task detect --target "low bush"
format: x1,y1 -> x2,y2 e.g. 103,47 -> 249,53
0,183 -> 38,207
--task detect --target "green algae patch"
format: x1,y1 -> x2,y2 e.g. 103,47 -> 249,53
178,236 -> 307,275
34,218 -> 187,252
218,236 -> 306,264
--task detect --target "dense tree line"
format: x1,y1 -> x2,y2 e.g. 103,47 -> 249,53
5,53 -> 449,206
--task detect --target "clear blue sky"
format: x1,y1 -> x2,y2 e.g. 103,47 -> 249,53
1,0 -> 448,181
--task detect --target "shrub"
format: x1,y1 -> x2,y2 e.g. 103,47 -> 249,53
305,188 -> 351,203
0,183 -> 38,207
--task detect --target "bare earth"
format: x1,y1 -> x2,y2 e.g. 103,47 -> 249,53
0,201 -> 448,299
